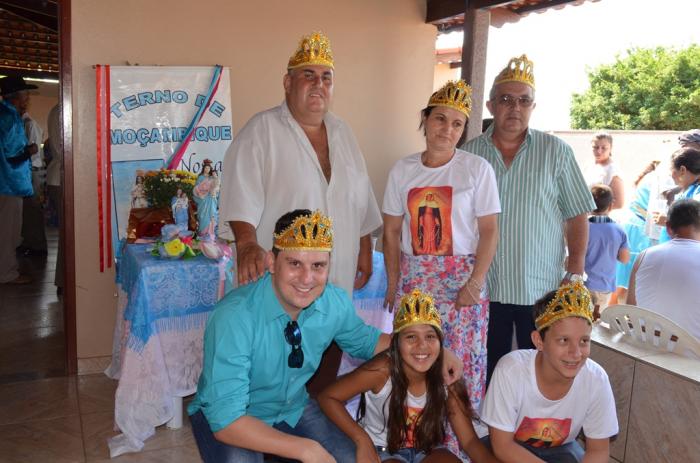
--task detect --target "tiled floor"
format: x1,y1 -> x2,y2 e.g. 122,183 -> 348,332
0,228 -> 200,462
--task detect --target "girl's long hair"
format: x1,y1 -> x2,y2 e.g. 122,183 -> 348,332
385,327 -> 448,454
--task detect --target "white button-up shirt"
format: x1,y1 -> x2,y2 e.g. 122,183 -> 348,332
219,101 -> 382,295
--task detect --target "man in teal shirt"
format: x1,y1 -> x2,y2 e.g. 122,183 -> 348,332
189,209 -> 389,462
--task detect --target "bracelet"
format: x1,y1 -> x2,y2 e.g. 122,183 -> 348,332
467,278 -> 484,291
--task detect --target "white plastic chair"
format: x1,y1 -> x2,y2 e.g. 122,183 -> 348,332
601,304 -> 700,359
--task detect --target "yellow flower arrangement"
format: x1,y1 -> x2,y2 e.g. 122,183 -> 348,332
143,169 -> 198,208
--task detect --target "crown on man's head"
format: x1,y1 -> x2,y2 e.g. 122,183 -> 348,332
287,31 -> 334,70
428,80 -> 472,117
494,54 -> 535,89
535,281 -> 593,331
273,210 -> 333,252
393,289 -> 442,334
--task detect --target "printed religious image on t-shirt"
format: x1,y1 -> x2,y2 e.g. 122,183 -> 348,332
514,416 -> 571,448
407,186 -> 453,256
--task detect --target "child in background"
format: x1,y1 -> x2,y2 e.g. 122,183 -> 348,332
481,282 -> 618,463
318,288 -> 499,463
584,184 -> 630,319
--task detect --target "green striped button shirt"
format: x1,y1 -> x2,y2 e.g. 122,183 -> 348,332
463,127 -> 595,305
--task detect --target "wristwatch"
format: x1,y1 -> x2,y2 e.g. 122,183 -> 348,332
563,272 -> 586,283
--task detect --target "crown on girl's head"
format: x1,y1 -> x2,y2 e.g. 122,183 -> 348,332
535,281 -> 593,331
428,80 -> 472,117
273,210 -> 333,252
287,31 -> 335,70
393,289 -> 442,334
494,54 -> 535,89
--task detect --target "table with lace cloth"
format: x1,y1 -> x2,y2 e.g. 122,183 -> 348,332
105,243 -> 231,457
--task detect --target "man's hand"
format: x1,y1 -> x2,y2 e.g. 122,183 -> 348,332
442,347 -> 464,385
236,241 -> 268,286
355,439 -> 381,463
354,234 -> 373,290
26,143 -> 38,155
300,441 -> 337,463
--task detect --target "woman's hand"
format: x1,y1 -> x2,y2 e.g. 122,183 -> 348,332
456,278 -> 483,307
300,440 -> 337,463
383,285 -> 397,312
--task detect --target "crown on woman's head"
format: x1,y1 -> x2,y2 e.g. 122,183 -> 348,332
428,80 -> 472,117
535,281 -> 593,331
494,54 -> 535,89
393,289 -> 442,334
273,210 -> 333,252
287,31 -> 334,70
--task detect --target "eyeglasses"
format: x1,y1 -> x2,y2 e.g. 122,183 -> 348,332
495,94 -> 534,108
284,321 -> 304,369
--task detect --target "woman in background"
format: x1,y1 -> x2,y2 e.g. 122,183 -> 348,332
586,131 -> 624,209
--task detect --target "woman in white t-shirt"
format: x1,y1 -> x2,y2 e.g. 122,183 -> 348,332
382,80 -> 500,457
586,132 -> 624,209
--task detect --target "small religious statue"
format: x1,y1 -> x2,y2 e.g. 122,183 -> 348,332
193,159 -> 219,241
171,187 -> 190,232
131,171 -> 149,209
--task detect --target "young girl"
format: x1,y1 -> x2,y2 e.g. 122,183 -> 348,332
318,289 -> 499,463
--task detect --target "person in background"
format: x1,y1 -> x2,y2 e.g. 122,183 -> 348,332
481,282 -> 618,463
19,104 -> 47,255
654,147 -> 700,243
463,55 -> 594,384
584,184 -> 629,319
0,76 -> 38,285
585,132 -> 624,210
45,103 -> 63,293
611,161 -> 660,305
629,199 -> 700,340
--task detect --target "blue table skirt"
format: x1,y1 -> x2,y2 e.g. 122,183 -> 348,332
117,244 -> 227,350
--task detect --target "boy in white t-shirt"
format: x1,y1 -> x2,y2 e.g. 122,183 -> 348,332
481,282 -> 618,463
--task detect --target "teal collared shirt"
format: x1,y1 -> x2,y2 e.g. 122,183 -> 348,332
187,273 -> 381,432
464,126 -> 594,305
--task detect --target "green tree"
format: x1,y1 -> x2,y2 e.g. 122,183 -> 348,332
570,45 -> 700,130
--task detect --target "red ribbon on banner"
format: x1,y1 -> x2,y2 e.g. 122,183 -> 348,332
105,65 -> 113,266
96,65 -> 105,272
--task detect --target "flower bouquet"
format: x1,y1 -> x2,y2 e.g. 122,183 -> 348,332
143,169 -> 197,208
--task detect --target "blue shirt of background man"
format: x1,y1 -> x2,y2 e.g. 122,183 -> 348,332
187,272 -> 381,433
585,218 -> 628,292
0,99 -> 32,196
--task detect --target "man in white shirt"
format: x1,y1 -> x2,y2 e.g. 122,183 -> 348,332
629,199 -> 700,340
218,32 -> 382,394
20,106 -> 47,255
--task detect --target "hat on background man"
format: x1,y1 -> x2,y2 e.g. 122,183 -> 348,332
0,76 -> 38,96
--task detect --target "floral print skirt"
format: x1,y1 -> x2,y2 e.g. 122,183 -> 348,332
399,253 -> 489,461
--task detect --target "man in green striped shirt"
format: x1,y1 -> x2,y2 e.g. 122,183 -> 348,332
463,55 -> 595,383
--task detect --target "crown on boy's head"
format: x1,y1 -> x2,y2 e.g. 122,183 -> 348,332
287,31 -> 334,70
493,54 -> 535,89
535,281 -> 593,331
393,289 -> 442,334
273,210 -> 333,252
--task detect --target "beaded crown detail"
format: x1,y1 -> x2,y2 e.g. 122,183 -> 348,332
428,80 -> 472,117
494,54 -> 535,89
273,210 -> 333,252
535,281 -> 593,331
393,289 -> 442,334
287,31 -> 334,70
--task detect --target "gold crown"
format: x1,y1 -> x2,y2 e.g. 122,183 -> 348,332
494,54 -> 535,89
393,289 -> 442,334
287,31 -> 334,70
428,80 -> 472,117
273,210 -> 333,252
535,281 -> 593,331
